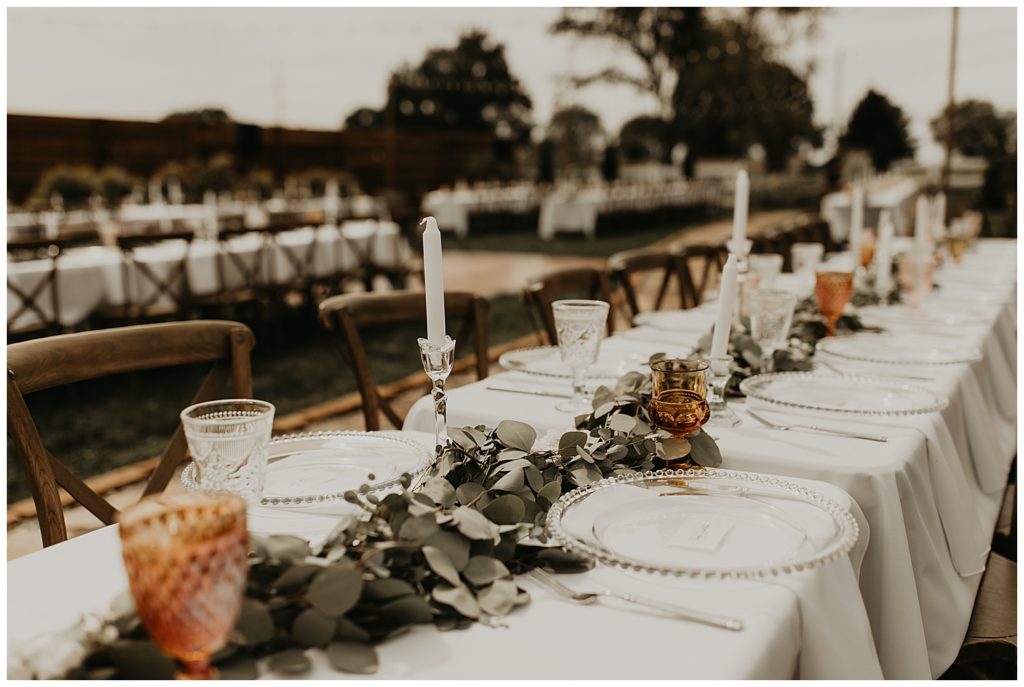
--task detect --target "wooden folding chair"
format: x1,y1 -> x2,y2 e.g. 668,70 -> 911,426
607,248 -> 689,322
318,291 -> 489,431
7,320 -> 256,547
676,244 -> 727,308
524,267 -> 616,345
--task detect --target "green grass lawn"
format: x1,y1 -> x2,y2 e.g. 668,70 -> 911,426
7,293 -> 537,503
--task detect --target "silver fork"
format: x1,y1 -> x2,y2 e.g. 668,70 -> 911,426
746,409 -> 888,443
527,569 -> 743,631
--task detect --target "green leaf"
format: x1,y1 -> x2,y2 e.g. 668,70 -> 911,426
271,563 -> 321,593
423,529 -> 471,570
268,649 -> 311,675
476,577 -> 519,616
447,427 -> 475,450
536,480 -> 563,507
607,413 -> 637,434
432,584 -> 480,618
455,482 -> 485,506
422,545 -> 462,586
380,595 -> 435,625
216,654 -> 258,680
399,514 -> 440,542
496,448 -> 528,462
452,506 -> 500,542
263,535 -> 312,562
524,465 -> 544,492
234,599 -> 275,646
495,420 -> 537,452
660,437 -> 692,460
364,578 -> 417,601
292,608 -> 336,647
492,467 -> 525,492
108,641 -> 177,680
307,566 -> 363,617
558,430 -> 589,453
537,548 -> 595,573
463,555 -> 511,586
481,494 -> 526,525
334,617 -> 371,642
495,457 -> 534,473
419,477 -> 456,508
326,641 -> 379,675
688,429 -> 723,467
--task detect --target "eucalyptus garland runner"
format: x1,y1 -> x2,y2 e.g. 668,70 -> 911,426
62,374 -> 721,680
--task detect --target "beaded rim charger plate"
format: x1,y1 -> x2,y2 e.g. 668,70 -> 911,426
182,431 -> 433,507
633,309 -> 716,333
740,372 -> 948,416
498,345 -> 645,380
816,332 -> 982,366
546,468 -> 859,579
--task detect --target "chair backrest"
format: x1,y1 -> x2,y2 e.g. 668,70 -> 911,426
524,266 -> 615,344
607,248 -> 685,321
676,244 -> 727,308
318,291 -> 489,431
7,320 -> 255,547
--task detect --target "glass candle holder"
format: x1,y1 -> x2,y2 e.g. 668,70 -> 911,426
648,359 -> 710,441
703,354 -> 740,430
119,492 -> 249,680
418,336 -> 456,453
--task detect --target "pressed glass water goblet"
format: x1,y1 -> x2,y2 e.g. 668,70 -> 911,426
119,492 -> 249,680
749,254 -> 783,290
181,399 -> 275,503
898,254 -> 936,309
647,359 -> 710,444
814,271 -> 854,336
703,354 -> 740,430
750,289 -> 797,373
551,299 -> 610,414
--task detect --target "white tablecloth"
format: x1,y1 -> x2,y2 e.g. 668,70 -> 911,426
405,238 -> 1017,678
7,429 -> 878,680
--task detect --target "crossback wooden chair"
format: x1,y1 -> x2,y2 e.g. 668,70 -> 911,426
524,267 -> 616,345
676,244 -> 727,308
7,320 -> 256,547
607,248 -> 692,322
319,291 -> 489,431
114,230 -> 195,320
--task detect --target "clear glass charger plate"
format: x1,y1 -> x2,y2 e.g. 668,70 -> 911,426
546,468 -> 859,579
739,371 -> 948,416
816,332 -> 982,365
182,431 -> 433,507
498,345 -> 645,380
633,309 -> 716,333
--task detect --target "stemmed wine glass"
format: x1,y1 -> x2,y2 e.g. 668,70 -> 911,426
119,492 -> 249,680
552,299 -> 610,414
749,289 -> 797,373
814,271 -> 854,336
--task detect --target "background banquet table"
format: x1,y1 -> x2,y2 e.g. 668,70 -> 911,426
7,428 -> 880,680
820,176 -> 918,241
405,238 -> 1017,679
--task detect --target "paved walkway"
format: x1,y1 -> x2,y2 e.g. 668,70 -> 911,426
7,209 -> 807,559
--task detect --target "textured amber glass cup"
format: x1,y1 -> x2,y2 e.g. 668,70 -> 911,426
814,271 -> 854,336
648,359 -> 710,440
119,492 -> 248,680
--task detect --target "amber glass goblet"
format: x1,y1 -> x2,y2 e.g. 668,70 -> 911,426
945,235 -> 968,263
119,493 -> 249,680
859,231 -> 876,269
814,271 -> 854,336
648,359 -> 710,446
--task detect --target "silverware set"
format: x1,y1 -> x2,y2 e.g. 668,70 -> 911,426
526,568 -> 744,632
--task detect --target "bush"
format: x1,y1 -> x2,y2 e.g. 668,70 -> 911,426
31,165 -> 99,208
97,166 -> 139,206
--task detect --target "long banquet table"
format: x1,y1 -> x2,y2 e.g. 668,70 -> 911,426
405,238 -> 1018,679
6,240 -> 1015,680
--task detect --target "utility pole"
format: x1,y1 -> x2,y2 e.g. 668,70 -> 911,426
831,50 -> 845,155
941,7 -> 959,193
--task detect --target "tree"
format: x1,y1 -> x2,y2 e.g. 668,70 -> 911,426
546,105 -> 605,180
551,8 -> 820,170
840,90 -> 916,172
619,115 -> 667,164
601,143 -> 620,182
162,108 -> 233,125
344,30 -> 533,143
930,99 -> 1012,160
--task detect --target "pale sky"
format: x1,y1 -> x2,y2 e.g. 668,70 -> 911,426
7,7 -> 1017,165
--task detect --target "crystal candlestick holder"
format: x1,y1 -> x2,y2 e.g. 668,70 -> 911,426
418,336 -> 456,454
704,354 -> 741,430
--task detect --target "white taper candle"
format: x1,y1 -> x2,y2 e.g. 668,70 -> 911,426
875,209 -> 894,297
914,195 -> 930,250
849,182 -> 865,263
421,216 -> 446,344
710,254 -> 738,358
731,170 -> 749,247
